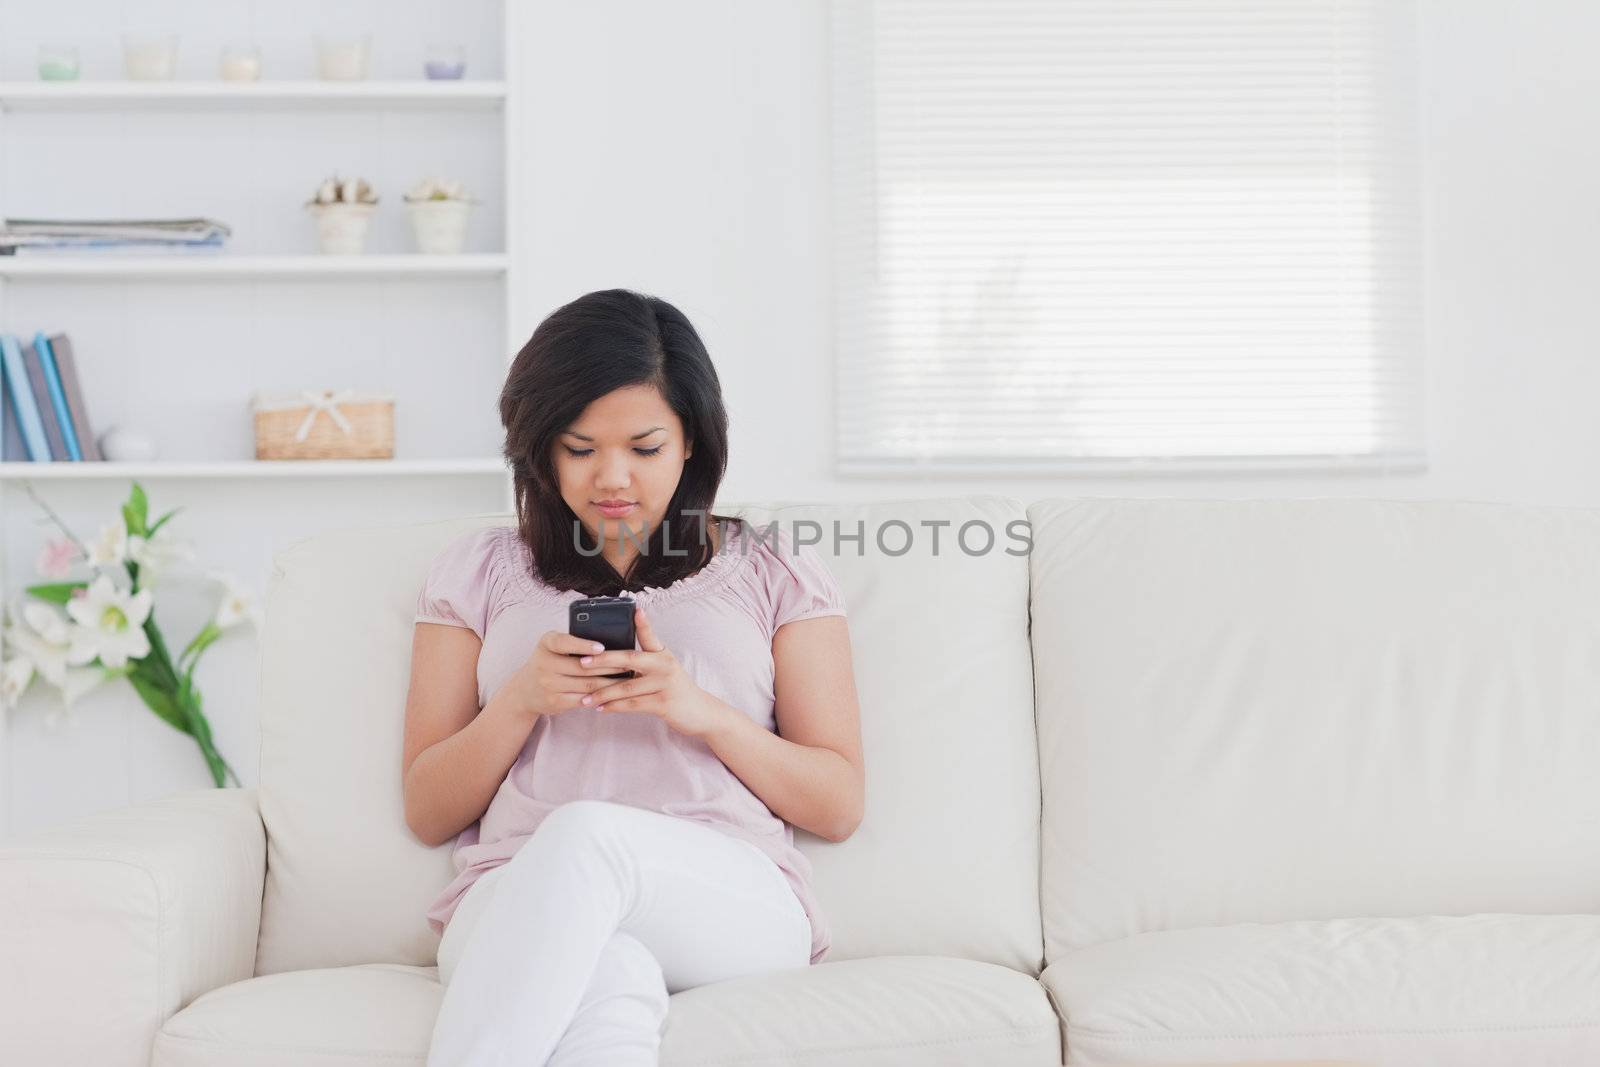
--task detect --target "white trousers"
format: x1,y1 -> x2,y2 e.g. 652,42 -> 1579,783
427,799 -> 813,1067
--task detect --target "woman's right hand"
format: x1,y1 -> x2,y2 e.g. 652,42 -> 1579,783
502,630 -> 619,720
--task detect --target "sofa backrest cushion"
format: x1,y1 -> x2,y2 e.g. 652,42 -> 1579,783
256,497 -> 1042,975
723,499 -> 1042,972
255,514 -> 503,975
1030,498 -> 1600,961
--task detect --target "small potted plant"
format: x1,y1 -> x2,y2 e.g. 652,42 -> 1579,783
403,176 -> 477,255
306,175 -> 378,255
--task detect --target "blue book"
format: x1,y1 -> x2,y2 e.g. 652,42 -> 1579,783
33,332 -> 80,460
0,381 -> 24,460
0,333 -> 49,461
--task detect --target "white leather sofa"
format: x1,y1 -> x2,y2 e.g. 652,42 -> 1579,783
2,496 -> 1597,1067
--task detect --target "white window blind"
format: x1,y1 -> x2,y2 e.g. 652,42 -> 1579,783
830,0 -> 1424,474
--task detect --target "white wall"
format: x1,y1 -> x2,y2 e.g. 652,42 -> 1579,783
525,0 -> 1600,509
5,0 -> 1598,839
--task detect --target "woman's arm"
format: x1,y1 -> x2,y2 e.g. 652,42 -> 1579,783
700,615 -> 864,842
401,623 -> 535,847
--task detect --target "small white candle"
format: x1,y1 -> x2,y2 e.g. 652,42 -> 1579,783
220,54 -> 260,81
124,35 -> 177,80
317,40 -> 369,81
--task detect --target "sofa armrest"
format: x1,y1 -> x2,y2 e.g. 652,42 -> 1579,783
0,787 -> 265,1067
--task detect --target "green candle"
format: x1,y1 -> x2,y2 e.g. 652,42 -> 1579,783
37,53 -> 79,81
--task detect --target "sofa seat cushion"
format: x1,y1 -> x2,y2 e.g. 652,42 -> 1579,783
153,955 -> 1060,1067
662,954 -> 1059,1064
1042,913 -> 1600,1066
151,963 -> 438,1067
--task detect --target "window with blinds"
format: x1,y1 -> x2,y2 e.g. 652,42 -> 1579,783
830,0 -> 1424,474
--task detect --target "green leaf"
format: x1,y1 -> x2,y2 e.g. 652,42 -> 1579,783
127,667 -> 189,735
147,506 -> 184,537
178,622 -> 221,669
122,482 -> 149,538
24,581 -> 86,605
140,615 -> 180,690
118,575 -> 239,789
183,689 -> 234,788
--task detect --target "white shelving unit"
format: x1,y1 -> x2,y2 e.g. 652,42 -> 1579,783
0,457 -> 509,480
0,253 -> 508,280
0,0 -> 528,839
0,19 -> 521,482
0,79 -> 508,110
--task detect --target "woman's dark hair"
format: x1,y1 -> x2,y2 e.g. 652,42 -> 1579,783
500,288 -> 739,596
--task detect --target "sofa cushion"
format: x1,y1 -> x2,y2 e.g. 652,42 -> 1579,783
152,955 -> 1060,1067
721,499 -> 1041,970
255,514 -> 505,976
256,497 -> 1042,976
152,963 -> 438,1067
1029,498 -> 1600,958
1041,913 -> 1600,1066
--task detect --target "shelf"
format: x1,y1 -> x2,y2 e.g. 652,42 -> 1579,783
0,458 -> 509,480
0,253 -> 508,280
0,80 -> 507,111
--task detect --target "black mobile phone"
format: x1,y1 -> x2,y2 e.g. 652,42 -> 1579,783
569,596 -> 637,680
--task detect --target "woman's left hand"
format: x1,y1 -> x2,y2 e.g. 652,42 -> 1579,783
577,607 -> 726,738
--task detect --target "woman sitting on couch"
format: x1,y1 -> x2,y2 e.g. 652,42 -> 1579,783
403,287 -> 864,1066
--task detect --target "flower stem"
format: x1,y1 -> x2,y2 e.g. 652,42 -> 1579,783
19,482 -> 89,556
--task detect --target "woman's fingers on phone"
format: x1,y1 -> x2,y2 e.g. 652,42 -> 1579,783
543,631 -> 607,657
579,650 -> 638,671
562,673 -> 616,693
555,676 -> 616,706
575,657 -> 630,674
551,657 -> 619,682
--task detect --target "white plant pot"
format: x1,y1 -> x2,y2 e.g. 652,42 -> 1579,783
308,202 -> 377,255
405,199 -> 474,255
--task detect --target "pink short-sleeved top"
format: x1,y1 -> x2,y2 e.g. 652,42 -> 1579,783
414,516 -> 847,965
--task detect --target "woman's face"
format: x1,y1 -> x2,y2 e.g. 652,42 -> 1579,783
553,383 -> 692,558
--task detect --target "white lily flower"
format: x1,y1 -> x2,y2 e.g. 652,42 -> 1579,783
87,523 -> 128,567
208,570 -> 263,631
65,574 -> 152,670
128,528 -> 195,586
1,656 -> 34,711
59,664 -> 107,707
2,601 -> 105,722
23,600 -> 72,647
39,665 -> 108,731
3,600 -> 92,688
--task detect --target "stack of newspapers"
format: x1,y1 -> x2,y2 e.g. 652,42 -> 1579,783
0,217 -> 231,254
